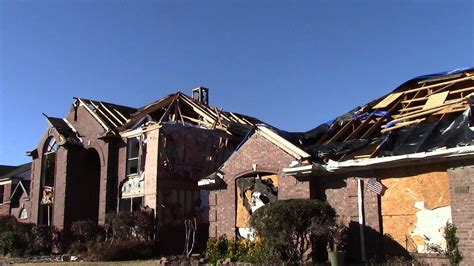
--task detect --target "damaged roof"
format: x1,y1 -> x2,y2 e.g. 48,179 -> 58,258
120,90 -> 265,137
284,67 -> 474,172
74,97 -> 138,136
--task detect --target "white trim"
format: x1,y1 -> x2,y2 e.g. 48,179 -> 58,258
198,179 -> 217,187
256,126 -> 311,160
0,180 -> 12,186
283,145 -> 474,175
325,145 -> 474,171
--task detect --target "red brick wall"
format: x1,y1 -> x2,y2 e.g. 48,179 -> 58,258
447,160 -> 474,265
209,132 -> 308,238
30,105 -> 119,230
0,182 -> 12,215
311,173 -> 382,262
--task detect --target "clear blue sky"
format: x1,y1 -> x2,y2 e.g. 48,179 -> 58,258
1,0 -> 473,165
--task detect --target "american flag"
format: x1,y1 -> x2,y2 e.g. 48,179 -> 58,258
367,178 -> 384,195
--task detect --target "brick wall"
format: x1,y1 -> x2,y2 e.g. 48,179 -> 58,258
447,160 -> 474,265
311,172 -> 382,262
30,105 -> 119,230
0,182 -> 12,215
209,132 -> 308,238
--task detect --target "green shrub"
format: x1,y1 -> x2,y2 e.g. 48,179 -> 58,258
445,222 -> 463,265
250,199 -> 336,263
0,215 -> 34,256
205,236 -> 267,264
0,231 -> 25,256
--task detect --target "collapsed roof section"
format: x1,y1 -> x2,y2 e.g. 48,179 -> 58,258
120,89 -> 265,137
284,67 -> 474,174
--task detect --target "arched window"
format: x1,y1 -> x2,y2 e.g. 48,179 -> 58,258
38,137 -> 57,225
41,137 -> 57,187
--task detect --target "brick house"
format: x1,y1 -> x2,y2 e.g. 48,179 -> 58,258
26,87 -> 264,251
203,69 -> 474,263
198,125 -> 311,239
0,163 -> 32,220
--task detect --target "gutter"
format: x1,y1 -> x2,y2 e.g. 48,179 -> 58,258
283,145 -> 474,176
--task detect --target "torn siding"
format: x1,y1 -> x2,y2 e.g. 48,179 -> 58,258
381,169 -> 451,254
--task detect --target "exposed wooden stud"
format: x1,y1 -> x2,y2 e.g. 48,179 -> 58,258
326,120 -> 355,144
403,75 -> 473,94
175,99 -> 186,126
99,101 -> 125,125
76,98 -> 110,132
381,118 -> 426,133
361,97 -> 402,139
158,97 -> 177,124
344,116 -> 374,141
399,105 -> 423,113
391,97 -> 468,123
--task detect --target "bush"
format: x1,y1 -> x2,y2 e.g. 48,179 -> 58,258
250,199 -> 336,263
0,231 -> 25,256
31,224 -> 62,254
86,240 -> 157,261
71,220 -> 101,243
105,210 -> 155,241
445,222 -> 463,265
0,215 -> 34,256
205,236 -> 267,264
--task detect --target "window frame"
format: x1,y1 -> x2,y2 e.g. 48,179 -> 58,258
119,196 -> 144,212
0,185 -> 4,204
126,135 -> 144,176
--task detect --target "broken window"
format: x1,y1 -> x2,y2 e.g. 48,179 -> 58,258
119,196 -> 143,212
235,174 -> 278,240
0,185 -> 4,204
126,135 -> 146,176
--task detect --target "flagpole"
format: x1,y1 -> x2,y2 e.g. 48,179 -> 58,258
357,178 -> 367,262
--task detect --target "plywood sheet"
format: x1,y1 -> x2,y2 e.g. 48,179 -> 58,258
236,187 -> 252,228
381,170 -> 451,254
262,174 -> 278,188
422,91 -> 449,110
373,92 -> 403,109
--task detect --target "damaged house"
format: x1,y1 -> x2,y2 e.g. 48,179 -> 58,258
201,68 -> 474,263
25,87 -> 264,251
0,163 -> 32,220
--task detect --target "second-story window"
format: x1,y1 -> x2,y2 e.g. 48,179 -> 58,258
126,134 -> 147,176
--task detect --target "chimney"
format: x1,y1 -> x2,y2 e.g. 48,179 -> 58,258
192,87 -> 209,106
